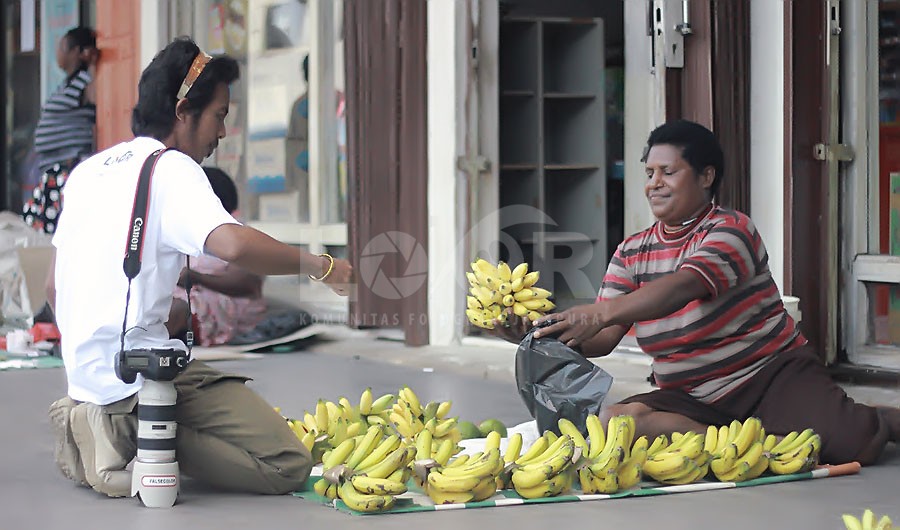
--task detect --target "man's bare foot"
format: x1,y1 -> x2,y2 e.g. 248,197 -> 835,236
876,406 -> 900,442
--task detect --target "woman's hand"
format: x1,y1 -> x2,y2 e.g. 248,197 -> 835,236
176,267 -> 192,288
480,308 -> 533,345
533,302 -> 611,349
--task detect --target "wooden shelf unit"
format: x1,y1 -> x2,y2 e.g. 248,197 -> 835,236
498,16 -> 607,310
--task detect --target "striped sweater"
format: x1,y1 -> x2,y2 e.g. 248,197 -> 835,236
34,69 -> 96,172
599,206 -> 806,403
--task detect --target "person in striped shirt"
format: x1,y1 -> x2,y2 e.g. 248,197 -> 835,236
23,26 -> 98,234
492,120 -> 899,466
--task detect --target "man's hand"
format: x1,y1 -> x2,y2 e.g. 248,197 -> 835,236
533,302 -> 611,349
323,257 -> 353,296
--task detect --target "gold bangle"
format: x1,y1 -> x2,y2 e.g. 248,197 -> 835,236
308,253 -> 335,281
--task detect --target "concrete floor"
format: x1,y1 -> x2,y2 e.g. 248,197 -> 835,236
2,326 -> 899,530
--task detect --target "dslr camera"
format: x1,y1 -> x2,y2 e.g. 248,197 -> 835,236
114,348 -> 189,383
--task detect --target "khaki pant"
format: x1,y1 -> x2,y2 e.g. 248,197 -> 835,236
51,360 -> 312,495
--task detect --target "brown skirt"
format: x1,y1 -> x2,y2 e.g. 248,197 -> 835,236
618,345 -> 888,464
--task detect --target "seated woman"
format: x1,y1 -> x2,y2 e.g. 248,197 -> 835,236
169,167 -> 266,345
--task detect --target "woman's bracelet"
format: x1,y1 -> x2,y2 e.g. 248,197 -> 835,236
308,253 -> 335,282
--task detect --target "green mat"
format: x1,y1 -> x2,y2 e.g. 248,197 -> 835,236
0,352 -> 65,371
293,462 -> 861,515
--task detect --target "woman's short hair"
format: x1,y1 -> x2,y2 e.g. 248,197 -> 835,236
202,166 -> 238,214
131,37 -> 239,139
642,120 -> 726,198
64,26 -> 96,52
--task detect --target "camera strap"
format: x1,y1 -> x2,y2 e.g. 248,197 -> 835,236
120,148 -> 194,356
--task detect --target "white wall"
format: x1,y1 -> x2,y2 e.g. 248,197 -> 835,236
623,0 -> 658,237
140,0 -> 165,70
427,0 -> 465,345
749,0 -> 785,293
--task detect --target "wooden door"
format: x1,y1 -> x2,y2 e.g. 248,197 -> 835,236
94,0 -> 140,149
784,0 -> 835,362
344,0 -> 429,346
654,0 -> 750,214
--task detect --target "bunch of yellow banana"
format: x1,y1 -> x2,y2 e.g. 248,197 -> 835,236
465,259 -> 553,329
389,387 -> 460,446
328,443 -> 417,513
706,417 -> 769,482
312,423 -> 407,500
574,414 -> 644,494
843,509 -> 894,530
642,429 -> 710,485
423,431 -> 505,504
764,427 -> 821,475
409,427 -> 464,488
509,431 -> 578,499
292,398 -> 371,463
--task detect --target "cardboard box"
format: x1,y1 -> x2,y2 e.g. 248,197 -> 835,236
16,246 -> 54,317
258,190 -> 302,223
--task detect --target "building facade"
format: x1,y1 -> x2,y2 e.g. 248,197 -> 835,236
2,0 -> 898,376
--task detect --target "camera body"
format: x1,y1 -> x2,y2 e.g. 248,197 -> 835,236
115,348 -> 189,383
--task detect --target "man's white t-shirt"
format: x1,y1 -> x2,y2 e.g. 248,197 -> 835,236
53,137 -> 238,405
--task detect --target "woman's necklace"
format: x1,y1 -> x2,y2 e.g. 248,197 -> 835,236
662,204 -> 713,234
663,215 -> 699,233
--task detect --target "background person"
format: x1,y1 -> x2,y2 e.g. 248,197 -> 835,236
23,26 -> 98,234
46,37 -> 352,499
170,166 -> 267,346
490,119 -> 899,466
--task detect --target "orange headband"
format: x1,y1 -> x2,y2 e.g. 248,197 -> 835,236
176,51 -> 212,100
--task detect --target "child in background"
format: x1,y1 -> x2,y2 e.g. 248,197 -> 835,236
171,167 -> 266,345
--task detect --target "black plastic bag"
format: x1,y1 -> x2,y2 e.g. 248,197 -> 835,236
515,323 -> 614,435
